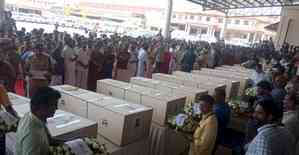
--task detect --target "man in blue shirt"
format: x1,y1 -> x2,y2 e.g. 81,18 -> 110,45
213,89 -> 245,155
213,89 -> 231,140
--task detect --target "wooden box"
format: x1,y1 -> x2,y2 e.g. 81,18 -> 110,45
88,97 -> 153,146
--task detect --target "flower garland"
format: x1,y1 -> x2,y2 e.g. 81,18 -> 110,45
167,102 -> 200,134
0,111 -> 19,134
83,138 -> 108,155
49,144 -> 74,155
49,138 -> 109,155
0,118 -> 19,134
245,87 -> 257,97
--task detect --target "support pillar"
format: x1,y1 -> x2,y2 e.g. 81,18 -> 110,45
0,0 -> 5,23
163,0 -> 173,39
253,32 -> 257,43
220,14 -> 228,40
247,33 -> 251,42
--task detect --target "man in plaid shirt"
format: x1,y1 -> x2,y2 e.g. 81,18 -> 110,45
246,99 -> 295,155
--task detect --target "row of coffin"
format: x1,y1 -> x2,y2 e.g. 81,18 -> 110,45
6,65 -> 251,155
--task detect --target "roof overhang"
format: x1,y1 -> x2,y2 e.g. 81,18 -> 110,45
187,0 -> 299,16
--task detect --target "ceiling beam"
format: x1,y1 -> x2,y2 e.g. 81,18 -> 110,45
207,0 -> 231,8
241,0 -> 257,7
264,0 -> 274,5
252,0 -> 265,6
186,0 -> 226,12
221,0 -> 240,8
230,0 -> 249,8
206,0 -> 232,9
276,0 -> 283,5
223,3 -> 299,9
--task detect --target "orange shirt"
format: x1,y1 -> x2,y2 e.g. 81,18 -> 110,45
0,85 -> 11,107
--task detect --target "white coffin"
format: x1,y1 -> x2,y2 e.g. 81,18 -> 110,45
200,68 -> 250,77
97,79 -> 132,100
98,134 -> 149,155
149,123 -> 190,155
97,79 -> 186,126
172,71 -> 240,99
130,77 -> 208,103
152,73 -> 226,95
192,70 -> 249,96
52,85 -> 92,118
53,85 -> 153,146
8,93 -> 30,105
88,97 -> 153,146
13,103 -> 98,140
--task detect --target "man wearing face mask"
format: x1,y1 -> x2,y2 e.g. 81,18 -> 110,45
25,43 -> 53,98
246,99 -> 295,155
191,95 -> 218,155
0,38 -> 16,92
16,87 -> 61,155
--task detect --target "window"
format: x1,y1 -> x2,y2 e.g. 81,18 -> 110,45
244,20 -> 249,25
201,28 -> 208,34
206,17 -> 211,22
218,18 -> 223,23
190,15 -> 194,20
227,19 -> 232,24
198,16 -> 202,21
173,14 -> 176,18
178,15 -> 183,20
235,19 -> 240,25
185,15 -> 188,20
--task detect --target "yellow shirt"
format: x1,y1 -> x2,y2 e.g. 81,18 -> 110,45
192,112 -> 218,155
0,85 -> 11,108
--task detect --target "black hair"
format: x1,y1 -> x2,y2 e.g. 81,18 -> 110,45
30,87 -> 61,111
215,88 -> 226,99
256,98 -> 282,122
257,80 -> 273,91
199,95 -> 215,105
256,63 -> 263,69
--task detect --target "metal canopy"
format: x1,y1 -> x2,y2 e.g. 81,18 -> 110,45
187,0 -> 299,13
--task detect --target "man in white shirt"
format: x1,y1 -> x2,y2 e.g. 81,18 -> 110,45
251,64 -> 269,86
246,99 -> 295,155
136,43 -> 148,77
282,93 -> 299,155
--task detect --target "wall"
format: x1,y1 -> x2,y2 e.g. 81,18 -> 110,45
276,6 -> 299,48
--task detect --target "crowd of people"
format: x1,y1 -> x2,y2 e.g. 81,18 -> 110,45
1,12 -> 299,155
0,25 -> 277,97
